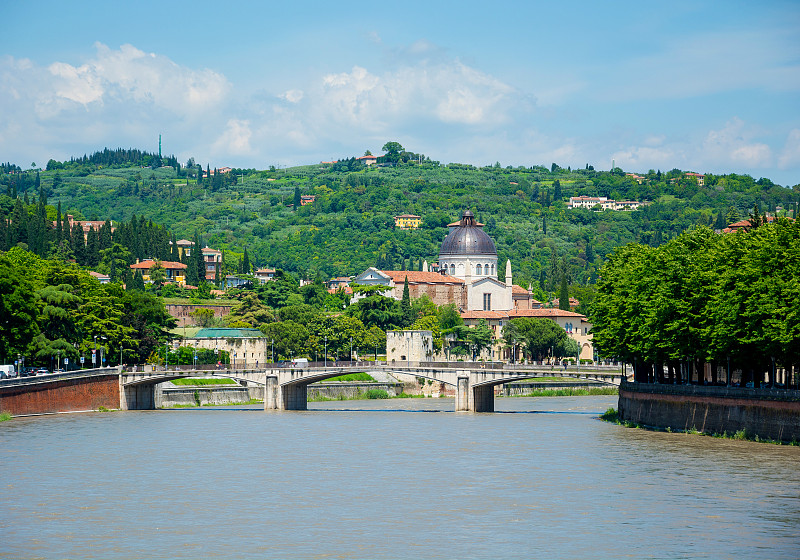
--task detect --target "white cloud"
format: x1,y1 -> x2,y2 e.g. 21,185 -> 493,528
701,118 -> 772,167
778,129 -> 800,170
280,89 -> 304,103
212,119 -> 253,156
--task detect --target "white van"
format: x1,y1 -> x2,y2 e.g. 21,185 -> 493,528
0,365 -> 16,379
291,358 -> 309,369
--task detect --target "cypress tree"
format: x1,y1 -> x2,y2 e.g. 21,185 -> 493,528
559,275 -> 570,311
242,247 -> 251,274
56,202 -> 63,245
401,276 -> 413,327
293,187 -> 301,211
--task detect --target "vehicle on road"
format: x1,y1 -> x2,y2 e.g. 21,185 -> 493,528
0,365 -> 16,379
291,358 -> 309,369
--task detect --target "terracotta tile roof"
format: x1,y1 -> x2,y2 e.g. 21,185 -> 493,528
509,308 -> 586,319
512,285 -> 529,294
130,259 -> 187,270
461,311 -> 509,319
381,271 -> 464,284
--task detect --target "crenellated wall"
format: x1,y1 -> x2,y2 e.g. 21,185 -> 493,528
618,381 -> 800,442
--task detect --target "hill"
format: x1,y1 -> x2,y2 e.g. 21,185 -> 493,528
2,148 -> 798,296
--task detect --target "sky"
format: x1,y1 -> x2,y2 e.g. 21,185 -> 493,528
1,0 -> 799,186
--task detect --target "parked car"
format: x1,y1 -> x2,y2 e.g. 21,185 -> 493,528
0,365 -> 15,379
36,368 -> 49,375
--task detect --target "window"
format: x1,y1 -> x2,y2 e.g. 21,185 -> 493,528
450,264 -> 455,275
483,293 -> 491,311
477,264 -> 482,275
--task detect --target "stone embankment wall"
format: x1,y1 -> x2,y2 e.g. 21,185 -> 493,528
503,381 -> 610,396
0,374 -> 120,416
156,384 -> 262,407
165,304 -> 233,327
619,381 -> 800,442
307,382 -> 404,400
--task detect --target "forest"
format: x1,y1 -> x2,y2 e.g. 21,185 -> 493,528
2,144 -> 797,304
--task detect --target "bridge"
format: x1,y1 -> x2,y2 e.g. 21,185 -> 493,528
120,363 -> 624,412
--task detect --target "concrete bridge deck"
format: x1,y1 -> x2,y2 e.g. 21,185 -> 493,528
120,363 -> 624,412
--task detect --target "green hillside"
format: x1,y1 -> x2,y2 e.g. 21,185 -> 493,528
2,148 -> 797,296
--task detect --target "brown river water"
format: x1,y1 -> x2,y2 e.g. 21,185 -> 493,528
1,395 -> 798,559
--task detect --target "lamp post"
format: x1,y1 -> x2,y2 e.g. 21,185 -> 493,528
271,339 -> 274,364
165,340 -> 169,371
324,336 -> 328,367
350,336 -> 353,365
119,343 -> 123,369
94,335 -> 98,367
57,349 -> 61,372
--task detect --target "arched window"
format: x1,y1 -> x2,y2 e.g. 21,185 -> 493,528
476,264 -> 482,275
491,264 -> 495,275
450,264 -> 455,275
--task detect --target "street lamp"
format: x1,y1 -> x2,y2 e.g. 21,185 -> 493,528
350,336 -> 353,365
165,340 -> 169,371
271,339 -> 274,364
324,336 -> 328,367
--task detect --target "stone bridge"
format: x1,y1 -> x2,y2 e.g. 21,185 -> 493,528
120,364 -> 624,412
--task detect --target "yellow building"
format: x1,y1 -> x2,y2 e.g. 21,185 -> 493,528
394,214 -> 422,229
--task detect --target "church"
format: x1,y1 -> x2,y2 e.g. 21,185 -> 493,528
356,210 -> 595,362
354,210 -> 537,312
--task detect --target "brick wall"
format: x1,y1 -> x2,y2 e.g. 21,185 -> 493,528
619,381 -> 800,442
0,375 -> 120,416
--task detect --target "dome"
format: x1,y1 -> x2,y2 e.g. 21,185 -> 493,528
439,211 -> 497,256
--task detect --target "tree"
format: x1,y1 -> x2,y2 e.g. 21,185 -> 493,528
381,141 -> 404,164
189,308 -> 216,327
241,247 -> 251,274
502,317 -> 567,362
401,276 -> 412,326
293,187 -> 301,211
558,275 -> 570,310
0,255 -> 40,363
148,260 -> 166,290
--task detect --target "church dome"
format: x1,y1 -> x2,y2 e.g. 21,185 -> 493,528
439,211 -> 497,256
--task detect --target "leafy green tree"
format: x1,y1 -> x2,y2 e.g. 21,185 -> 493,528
0,255 -> 40,363
347,294 -> 403,331
148,260 -> 166,290
381,141 -> 404,164
226,293 -> 275,327
190,308 -> 216,327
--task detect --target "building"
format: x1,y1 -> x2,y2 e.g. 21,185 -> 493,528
184,328 -> 267,368
364,209 -> 593,363
460,308 -> 594,362
353,268 -> 466,307
685,172 -> 705,186
201,247 -> 222,281
300,195 -> 316,206
53,215 -> 115,239
386,330 -> 435,363
394,214 -> 422,229
357,155 -> 378,166
130,259 -> 187,285
88,271 -> 111,284
254,268 -> 277,284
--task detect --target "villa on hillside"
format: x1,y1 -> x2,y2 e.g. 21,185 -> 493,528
567,196 -> 645,211
130,259 -> 187,285
394,214 -> 422,229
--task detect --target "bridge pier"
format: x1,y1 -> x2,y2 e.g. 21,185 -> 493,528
471,384 -> 495,413
263,375 -> 279,410
281,383 -> 308,410
455,375 -> 470,411
119,380 -> 156,410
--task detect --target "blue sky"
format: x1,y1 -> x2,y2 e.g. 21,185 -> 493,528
2,0 -> 799,186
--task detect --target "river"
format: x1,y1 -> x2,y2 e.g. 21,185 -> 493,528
1,396 -> 798,559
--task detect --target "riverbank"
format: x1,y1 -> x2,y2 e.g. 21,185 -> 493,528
616,381 -> 800,443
